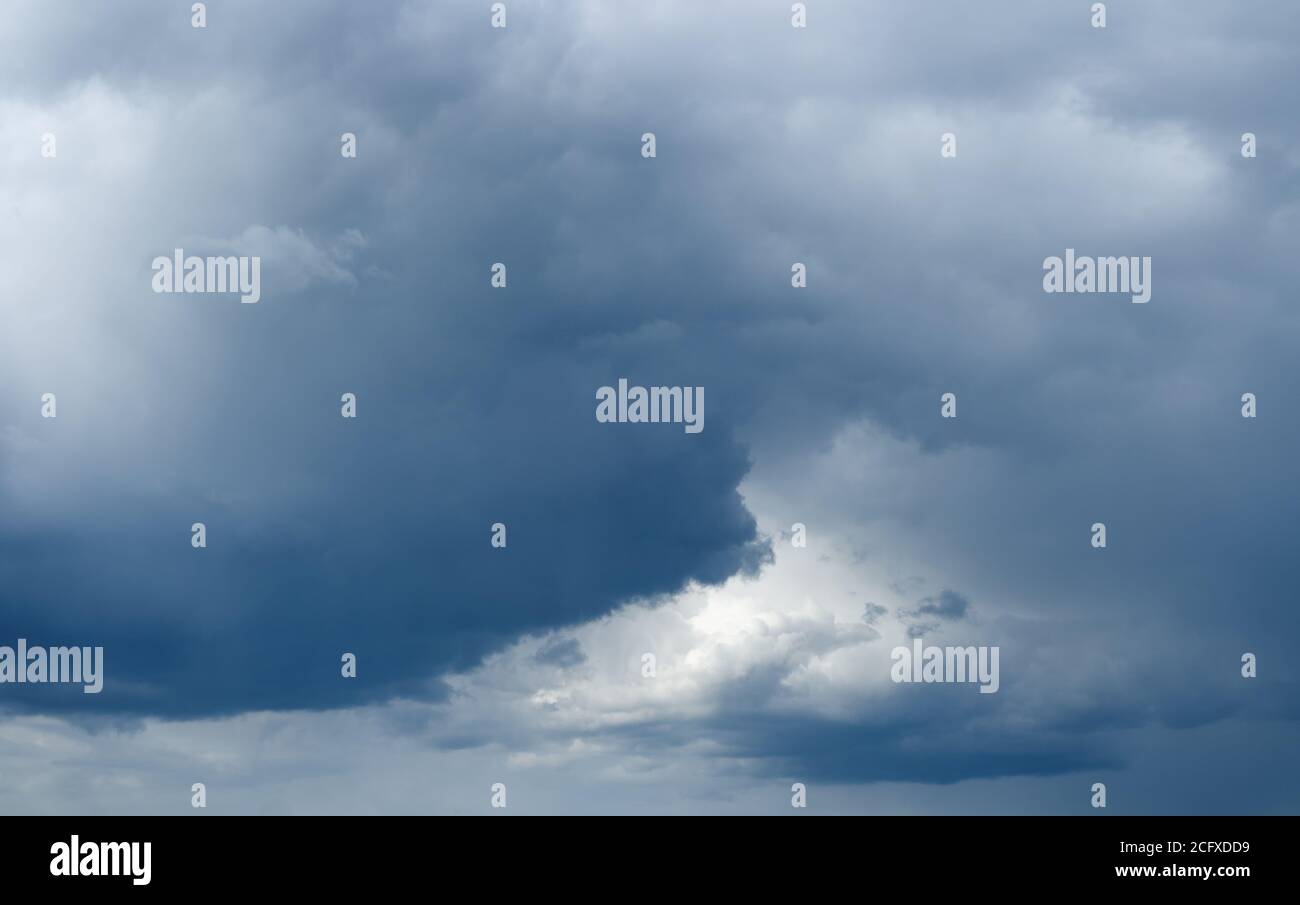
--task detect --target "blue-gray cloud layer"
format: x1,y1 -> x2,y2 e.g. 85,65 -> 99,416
1,1 -> 1298,803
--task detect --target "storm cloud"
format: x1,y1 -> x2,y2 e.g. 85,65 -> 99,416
1,0 -> 1298,812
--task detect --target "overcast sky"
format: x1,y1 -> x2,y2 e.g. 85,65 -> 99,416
2,0 -> 1298,814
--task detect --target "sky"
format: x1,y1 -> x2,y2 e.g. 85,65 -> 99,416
1,0 -> 1298,815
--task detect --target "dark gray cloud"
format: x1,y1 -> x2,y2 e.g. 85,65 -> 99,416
0,0 -> 778,717
899,590 -> 971,637
533,637 -> 586,669
1,0 -> 1298,808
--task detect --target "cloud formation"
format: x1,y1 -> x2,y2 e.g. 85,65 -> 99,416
1,0 -> 1298,811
